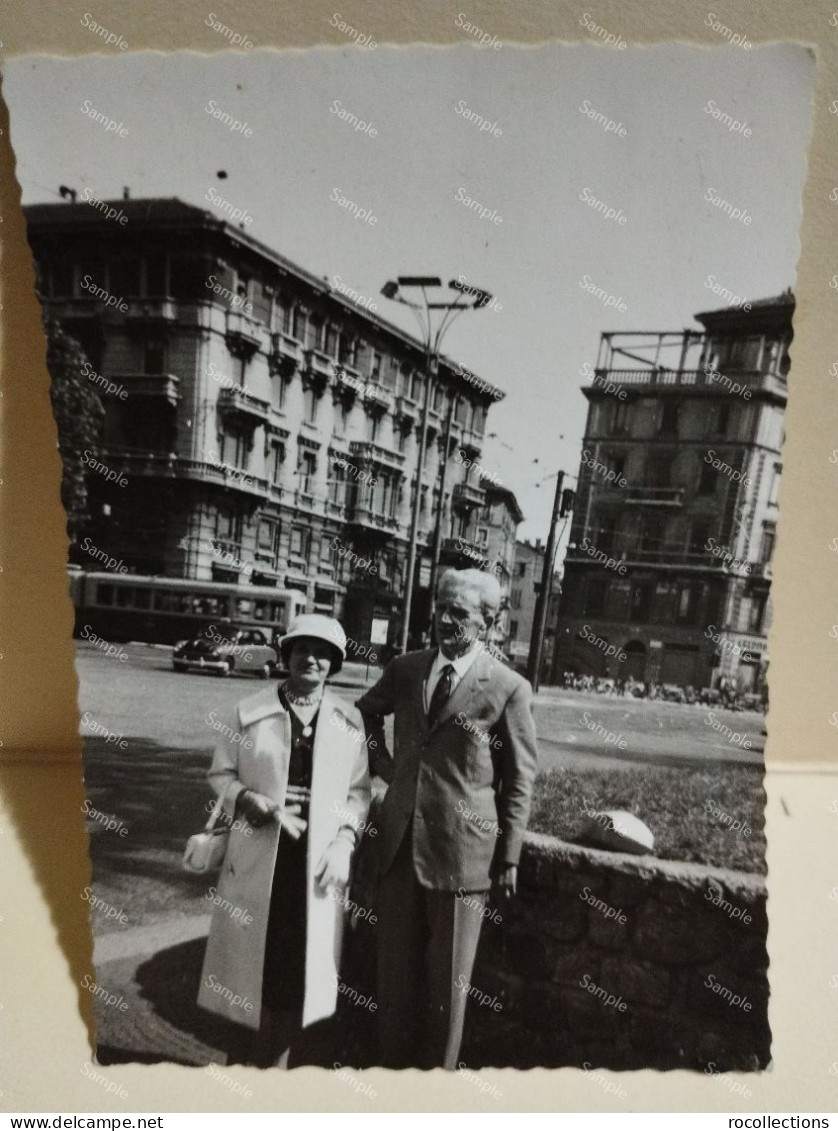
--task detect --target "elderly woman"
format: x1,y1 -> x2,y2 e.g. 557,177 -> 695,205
197,614 -> 371,1067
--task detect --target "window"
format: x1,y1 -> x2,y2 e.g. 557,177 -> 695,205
320,536 -> 333,564
298,451 -> 317,494
690,521 -> 711,555
270,443 -> 285,485
640,512 -> 666,555
510,588 -> 522,610
325,324 -> 340,358
257,519 -> 276,551
713,403 -> 731,436
517,562 -> 527,578
455,398 -> 468,425
510,619 -> 519,636
145,254 -> 167,296
597,514 -> 617,553
144,340 -> 166,374
331,462 -> 346,504
675,584 -> 700,625
646,453 -> 671,488
476,527 -> 489,546
220,427 -> 249,470
339,335 -> 357,366
216,506 -> 243,542
747,594 -> 768,634
472,404 -> 487,432
292,307 -> 306,342
290,526 -> 311,560
608,454 -> 626,488
611,401 -> 630,434
630,581 -> 653,620
760,523 -> 776,564
433,385 -> 444,413
397,425 -> 409,454
768,465 -> 781,506
659,401 -> 679,436
698,460 -> 717,495
370,351 -> 382,380
280,300 -> 293,335
110,259 -> 141,297
585,578 -> 607,616
411,373 -> 424,401
367,414 -> 380,443
51,261 -> 74,296
303,386 -> 318,424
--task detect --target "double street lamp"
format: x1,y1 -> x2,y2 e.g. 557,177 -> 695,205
380,276 -> 492,653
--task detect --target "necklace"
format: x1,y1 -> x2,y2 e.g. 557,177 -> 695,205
282,684 -> 323,707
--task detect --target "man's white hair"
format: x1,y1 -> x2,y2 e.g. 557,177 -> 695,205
439,568 -> 501,619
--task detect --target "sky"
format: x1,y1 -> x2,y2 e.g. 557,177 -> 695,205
3,41 -> 815,545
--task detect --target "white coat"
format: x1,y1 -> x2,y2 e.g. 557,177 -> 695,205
196,685 -> 371,1031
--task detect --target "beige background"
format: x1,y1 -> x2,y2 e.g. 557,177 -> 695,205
0,0 -> 836,1112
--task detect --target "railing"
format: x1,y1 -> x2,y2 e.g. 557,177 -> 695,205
217,386 -> 271,422
105,450 -> 270,498
395,395 -> 420,421
125,299 -> 178,322
112,373 -> 179,404
622,486 -> 685,505
270,332 -> 303,366
452,481 -> 486,509
346,502 -> 400,533
349,440 -> 405,469
305,348 -> 334,378
441,536 -> 489,564
459,427 -> 484,452
225,310 -> 262,347
592,367 -> 778,392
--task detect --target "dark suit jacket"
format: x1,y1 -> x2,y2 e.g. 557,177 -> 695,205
356,647 -> 539,892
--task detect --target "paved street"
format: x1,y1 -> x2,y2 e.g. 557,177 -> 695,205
75,640 -> 765,1065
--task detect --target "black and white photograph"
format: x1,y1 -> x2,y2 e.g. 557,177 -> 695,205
2,35 -> 815,1079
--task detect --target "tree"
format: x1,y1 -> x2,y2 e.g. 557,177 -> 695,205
43,315 -> 105,547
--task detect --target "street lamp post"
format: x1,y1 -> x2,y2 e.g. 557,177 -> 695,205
380,277 -> 492,653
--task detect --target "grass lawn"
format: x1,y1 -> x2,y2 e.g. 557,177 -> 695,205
529,763 -> 766,874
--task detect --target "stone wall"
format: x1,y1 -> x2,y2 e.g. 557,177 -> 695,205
462,832 -> 770,1071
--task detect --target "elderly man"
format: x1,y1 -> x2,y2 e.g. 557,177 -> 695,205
356,568 -> 539,1069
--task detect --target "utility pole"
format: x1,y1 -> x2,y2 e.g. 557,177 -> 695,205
428,394 -> 457,612
400,349 -> 434,653
527,470 -> 564,692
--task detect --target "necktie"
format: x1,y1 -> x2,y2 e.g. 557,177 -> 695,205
428,663 -> 456,728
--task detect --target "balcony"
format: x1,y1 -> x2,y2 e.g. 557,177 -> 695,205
349,440 -> 405,471
225,310 -> 262,356
217,385 -> 271,425
332,364 -> 365,398
459,427 -> 484,454
270,332 -> 303,376
452,481 -> 487,510
104,449 -> 270,499
305,348 -> 334,379
125,298 -> 178,323
346,502 -> 400,535
622,487 -> 685,506
362,383 -> 395,415
590,367 -> 784,399
441,536 -> 488,567
395,396 -> 420,424
111,373 -> 179,406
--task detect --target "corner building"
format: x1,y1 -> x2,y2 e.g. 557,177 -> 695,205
555,293 -> 791,693
25,198 -> 504,650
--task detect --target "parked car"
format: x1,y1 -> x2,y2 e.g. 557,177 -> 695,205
172,626 -> 278,678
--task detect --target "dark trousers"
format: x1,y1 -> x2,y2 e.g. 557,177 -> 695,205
376,829 -> 487,1070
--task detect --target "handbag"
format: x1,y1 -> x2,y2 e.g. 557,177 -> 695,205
183,796 -> 230,873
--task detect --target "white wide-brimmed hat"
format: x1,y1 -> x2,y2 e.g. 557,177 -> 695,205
279,614 -> 347,674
